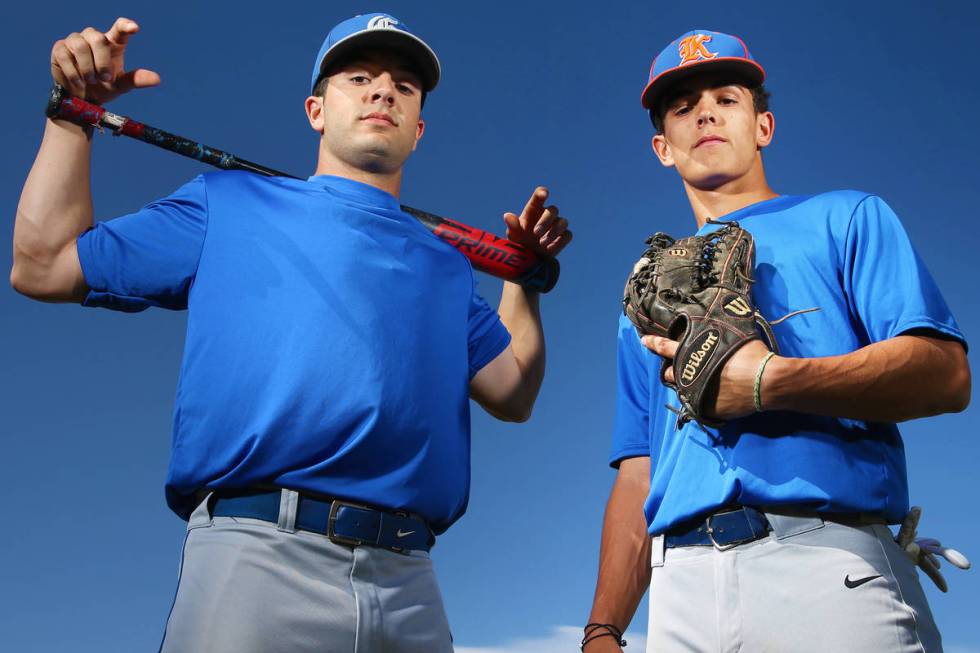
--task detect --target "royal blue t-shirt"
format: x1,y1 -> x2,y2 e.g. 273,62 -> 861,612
610,192 -> 966,534
77,172 -> 511,533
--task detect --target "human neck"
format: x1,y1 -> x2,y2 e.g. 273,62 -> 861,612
313,156 -> 402,198
682,159 -> 777,228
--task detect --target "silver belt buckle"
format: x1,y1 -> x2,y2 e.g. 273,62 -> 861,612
706,508 -> 748,551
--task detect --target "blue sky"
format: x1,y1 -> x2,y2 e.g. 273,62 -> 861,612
3,1 -> 978,651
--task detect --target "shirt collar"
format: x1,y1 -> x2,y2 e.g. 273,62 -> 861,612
306,174 -> 401,211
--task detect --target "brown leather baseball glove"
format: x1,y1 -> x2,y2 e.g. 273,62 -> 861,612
623,220 -> 780,427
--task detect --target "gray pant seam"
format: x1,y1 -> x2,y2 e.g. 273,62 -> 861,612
158,530 -> 192,652
872,526 -> 927,653
367,551 -> 385,651
349,553 -> 360,653
732,554 -> 744,653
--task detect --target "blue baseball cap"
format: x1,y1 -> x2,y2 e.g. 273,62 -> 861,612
641,30 -> 765,110
310,13 -> 441,95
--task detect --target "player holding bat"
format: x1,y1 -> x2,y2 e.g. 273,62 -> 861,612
11,13 -> 570,651
583,30 -> 969,652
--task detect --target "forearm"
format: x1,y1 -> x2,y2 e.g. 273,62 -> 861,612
586,459 -> 652,649
496,280 -> 545,402
11,118 -> 93,295
763,334 -> 970,422
470,185 -> 569,421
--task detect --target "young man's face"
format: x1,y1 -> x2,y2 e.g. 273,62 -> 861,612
652,74 -> 773,190
308,50 -> 426,174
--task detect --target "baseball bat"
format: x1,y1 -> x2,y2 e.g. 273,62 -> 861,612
45,84 -> 559,293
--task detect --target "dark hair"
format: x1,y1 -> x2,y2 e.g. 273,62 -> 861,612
649,84 -> 770,132
312,51 -> 427,108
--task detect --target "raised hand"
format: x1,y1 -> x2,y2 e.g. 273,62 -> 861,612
502,186 -> 572,258
50,17 -> 160,105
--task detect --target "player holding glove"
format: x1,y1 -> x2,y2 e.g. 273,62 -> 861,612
584,29 -> 970,653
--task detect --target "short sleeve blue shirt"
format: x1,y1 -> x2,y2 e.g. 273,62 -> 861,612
610,192 -> 966,534
77,172 -> 511,532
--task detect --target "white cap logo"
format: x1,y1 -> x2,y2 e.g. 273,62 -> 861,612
367,15 -> 399,30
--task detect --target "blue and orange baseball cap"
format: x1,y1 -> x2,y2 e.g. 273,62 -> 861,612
641,30 -> 765,110
310,13 -> 441,95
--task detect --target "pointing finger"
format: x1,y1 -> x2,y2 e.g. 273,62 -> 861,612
519,186 -> 548,232
106,17 -> 140,46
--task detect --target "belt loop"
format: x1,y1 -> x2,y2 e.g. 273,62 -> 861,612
188,491 -> 215,528
765,510 -> 824,540
651,534 -> 665,568
277,489 -> 299,533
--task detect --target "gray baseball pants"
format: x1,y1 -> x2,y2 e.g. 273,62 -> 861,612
647,512 -> 942,652
159,492 -> 454,653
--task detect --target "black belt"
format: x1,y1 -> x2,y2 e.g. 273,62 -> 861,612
211,490 -> 435,553
664,506 -> 771,550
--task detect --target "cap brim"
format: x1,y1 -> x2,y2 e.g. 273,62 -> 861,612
641,58 -> 765,109
314,30 -> 441,93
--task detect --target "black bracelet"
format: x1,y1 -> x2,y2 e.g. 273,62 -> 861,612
581,623 -> 626,651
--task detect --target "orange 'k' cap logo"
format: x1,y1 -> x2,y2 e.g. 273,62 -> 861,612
678,34 -> 717,65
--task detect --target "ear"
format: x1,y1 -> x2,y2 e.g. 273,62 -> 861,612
411,118 -> 426,152
756,111 -> 775,149
305,94 -> 325,132
652,133 -> 675,168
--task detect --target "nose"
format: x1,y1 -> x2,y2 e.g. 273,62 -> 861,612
370,74 -> 396,106
697,105 -> 716,127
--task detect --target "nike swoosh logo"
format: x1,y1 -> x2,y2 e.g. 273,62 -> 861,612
844,574 -> 882,588
396,529 -> 416,538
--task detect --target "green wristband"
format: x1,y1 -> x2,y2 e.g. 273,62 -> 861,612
754,351 -> 776,412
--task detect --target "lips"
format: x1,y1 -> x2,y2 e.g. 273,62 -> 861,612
362,112 -> 397,126
694,135 -> 726,148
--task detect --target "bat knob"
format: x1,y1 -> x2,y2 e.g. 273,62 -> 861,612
519,257 -> 560,293
46,84 -> 66,119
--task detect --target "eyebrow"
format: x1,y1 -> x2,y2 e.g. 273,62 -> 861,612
339,61 -> 422,84
341,57 -> 416,72
665,83 -> 744,106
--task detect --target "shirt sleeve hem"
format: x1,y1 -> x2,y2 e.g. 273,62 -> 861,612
75,227 -> 105,297
81,290 -> 155,313
467,328 -> 512,380
891,318 -> 968,352
608,448 -> 651,469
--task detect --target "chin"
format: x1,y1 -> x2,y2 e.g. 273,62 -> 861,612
340,136 -> 399,169
697,178 -> 740,192
682,158 -> 752,189
687,171 -> 740,191
354,149 -> 411,175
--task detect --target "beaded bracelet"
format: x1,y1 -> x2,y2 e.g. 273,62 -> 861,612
581,623 -> 626,650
